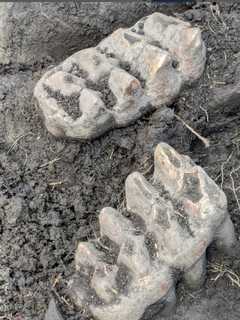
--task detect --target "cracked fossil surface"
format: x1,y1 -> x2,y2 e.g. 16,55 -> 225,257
68,143 -> 236,320
34,12 -> 206,140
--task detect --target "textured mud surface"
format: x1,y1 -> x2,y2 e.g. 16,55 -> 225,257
0,2 -> 240,320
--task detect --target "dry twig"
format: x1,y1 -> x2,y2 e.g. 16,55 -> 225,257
210,262 -> 240,288
229,166 -> 240,213
220,152 -> 233,189
40,157 -> 61,168
7,132 -> 34,154
175,114 -> 210,148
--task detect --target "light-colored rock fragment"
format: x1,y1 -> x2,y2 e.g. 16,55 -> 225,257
34,12 -> 206,140
66,143 -> 235,320
44,298 -> 64,320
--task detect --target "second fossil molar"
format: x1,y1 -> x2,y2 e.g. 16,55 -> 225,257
66,143 -> 235,320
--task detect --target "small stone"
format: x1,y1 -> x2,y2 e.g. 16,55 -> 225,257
45,298 -> 64,320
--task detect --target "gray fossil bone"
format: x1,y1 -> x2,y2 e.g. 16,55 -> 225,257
67,143 -> 235,320
34,12 -> 206,140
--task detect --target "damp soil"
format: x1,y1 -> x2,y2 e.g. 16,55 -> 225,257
1,2 -> 240,320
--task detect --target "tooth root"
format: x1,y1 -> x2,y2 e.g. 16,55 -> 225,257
126,172 -> 156,224
99,207 -> 134,245
68,274 -> 92,311
75,242 -> 105,271
91,263 -> 119,303
183,253 -> 206,289
69,142 -> 236,320
160,287 -> 177,317
215,215 -> 236,252
91,266 -> 173,320
117,236 -> 151,277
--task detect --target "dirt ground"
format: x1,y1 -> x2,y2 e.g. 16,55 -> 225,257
0,1 -> 240,320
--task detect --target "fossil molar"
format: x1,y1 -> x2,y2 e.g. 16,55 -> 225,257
68,143 -> 236,320
34,12 -> 206,140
